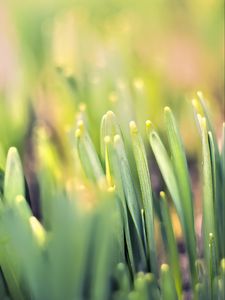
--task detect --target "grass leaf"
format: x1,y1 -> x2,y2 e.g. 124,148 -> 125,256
160,264 -> 178,300
76,120 -> 106,188
4,148 -> 25,204
114,134 -> 147,271
130,121 -> 157,276
198,116 -> 217,272
146,122 -> 183,225
159,191 -> 182,298
164,107 -> 197,285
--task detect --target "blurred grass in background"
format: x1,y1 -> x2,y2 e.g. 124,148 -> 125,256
0,0 -> 224,155
0,1 -> 224,299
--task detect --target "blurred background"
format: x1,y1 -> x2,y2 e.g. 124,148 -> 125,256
0,2 -> 224,297
0,0 -> 224,159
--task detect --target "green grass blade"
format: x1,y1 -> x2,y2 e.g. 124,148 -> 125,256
91,202 -> 116,300
113,134 -> 141,236
209,233 -> 218,291
159,192 -> 182,298
100,114 -> 107,160
29,216 -> 46,248
146,122 -> 184,229
103,136 -> 114,188
76,120 -> 106,188
196,92 -> 221,159
35,127 -> 60,228
0,251 -> 24,300
134,273 -> 160,300
4,148 -> 25,205
141,209 -> 148,259
0,169 -> 4,197
114,263 -> 131,295
193,95 -> 223,256
212,276 -> 222,300
0,145 -> 6,170
109,190 -> 125,264
15,195 -> 32,222
160,264 -> 178,300
222,123 -> 225,179
114,134 -> 147,271
164,107 -> 197,285
198,116 -> 217,272
195,259 -> 205,283
134,273 -> 150,300
220,259 -> 225,299
100,111 -> 122,160
221,123 -> 225,258
0,269 -> 8,299
195,283 -> 206,300
130,121 -> 158,276
100,111 -> 123,188
104,136 -> 136,275
0,210 -> 24,300
208,132 -> 222,258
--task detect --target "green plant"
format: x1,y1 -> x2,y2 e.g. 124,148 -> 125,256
0,93 -> 224,300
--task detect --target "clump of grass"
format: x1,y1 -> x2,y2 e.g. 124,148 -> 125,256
0,93 -> 224,300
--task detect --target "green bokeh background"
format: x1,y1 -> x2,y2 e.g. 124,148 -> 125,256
0,0 -> 224,153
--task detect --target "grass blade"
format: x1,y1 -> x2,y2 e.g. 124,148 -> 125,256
196,92 -> 221,159
76,120 -> 106,189
104,136 -> 136,275
0,169 -> 4,197
114,263 -> 131,294
113,134 -> 141,237
129,121 -> 158,276
194,283 -> 206,300
0,269 -> 8,299
0,209 -> 25,300
114,134 -> 147,271
221,123 -> 225,258
208,132 -> 222,258
141,210 -> 148,259
100,111 -> 122,160
0,250 -> 24,300
159,191 -> 182,298
146,122 -> 183,226
0,145 -> 6,170
164,107 -> 197,285
160,264 -> 178,300
220,259 -> 225,299
4,148 -> 25,205
198,116 -> 217,272
134,273 -> 160,300
193,95 -> 223,258
209,233 -> 218,291
91,201 -> 116,300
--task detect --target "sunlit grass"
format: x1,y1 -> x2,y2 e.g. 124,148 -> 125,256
0,92 -> 224,299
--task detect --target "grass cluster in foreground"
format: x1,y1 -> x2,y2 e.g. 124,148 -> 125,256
0,93 -> 224,300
